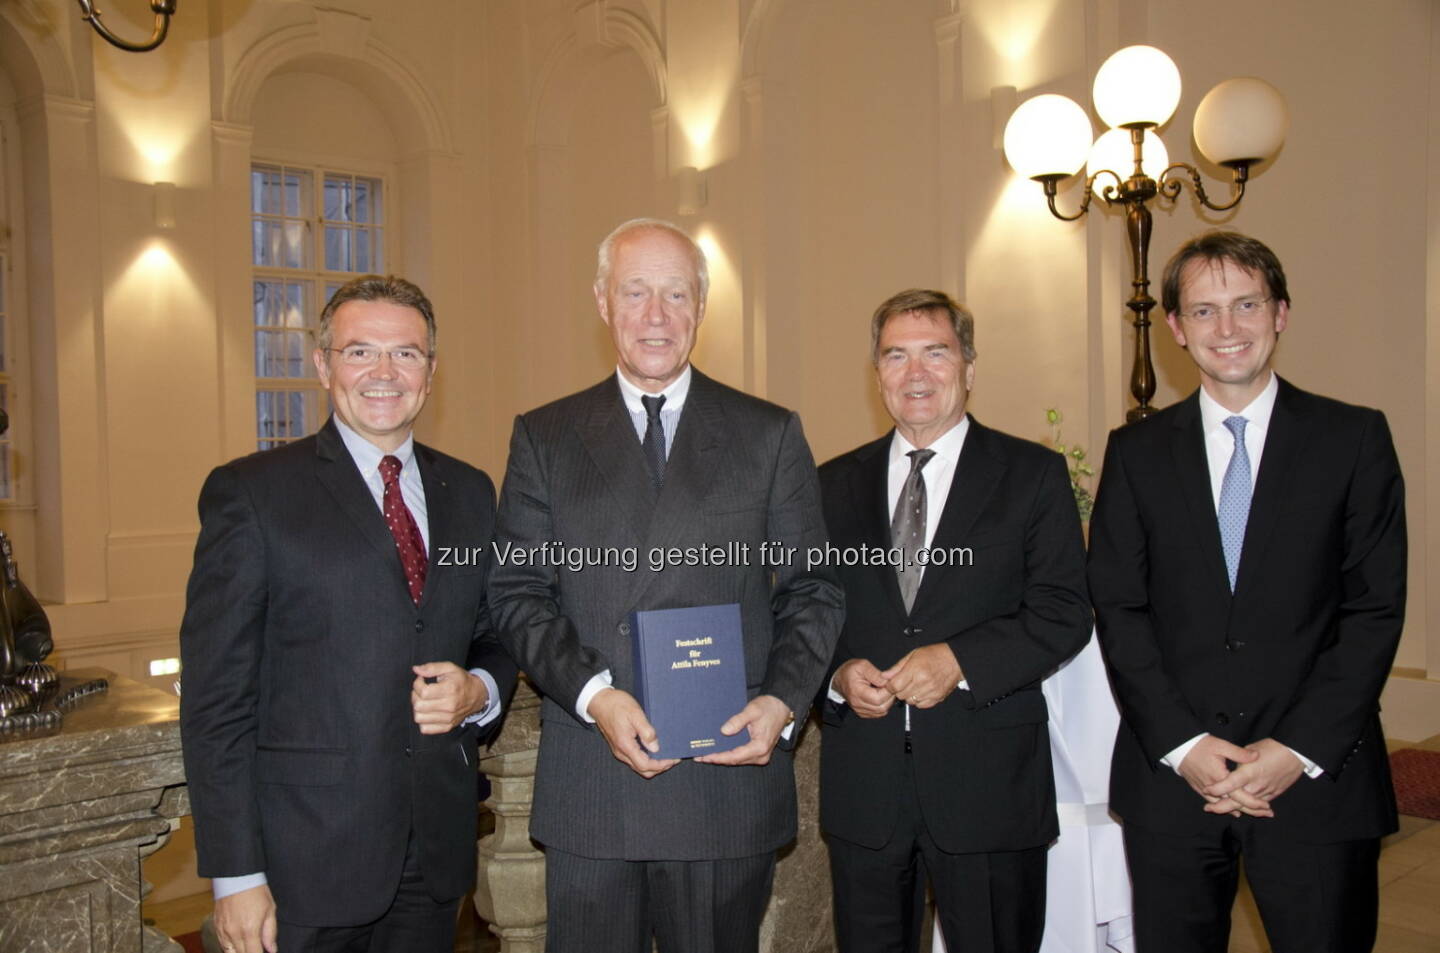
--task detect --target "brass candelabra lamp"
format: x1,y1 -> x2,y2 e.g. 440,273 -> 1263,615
75,0 -> 177,53
1003,46 -> 1287,421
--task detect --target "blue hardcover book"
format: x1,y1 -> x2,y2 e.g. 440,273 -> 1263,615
630,603 -> 750,760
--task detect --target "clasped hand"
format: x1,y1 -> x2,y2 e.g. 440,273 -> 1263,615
835,643 -> 963,718
1177,736 -> 1305,818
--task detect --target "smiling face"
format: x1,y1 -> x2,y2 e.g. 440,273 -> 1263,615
595,226 -> 705,393
313,298 -> 435,451
876,308 -> 975,448
1165,257 -> 1288,412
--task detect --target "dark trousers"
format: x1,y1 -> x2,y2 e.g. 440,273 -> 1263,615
1124,818 -> 1381,953
276,831 -> 461,953
826,756 -> 1047,953
543,847 -> 776,953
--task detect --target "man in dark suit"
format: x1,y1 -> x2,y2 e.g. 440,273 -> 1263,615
1088,231 -> 1406,953
487,218 -> 844,953
817,289 -> 1091,953
180,275 -> 517,953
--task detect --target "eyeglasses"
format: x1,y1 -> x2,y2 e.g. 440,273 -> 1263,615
322,345 -> 431,369
1176,296 -> 1273,323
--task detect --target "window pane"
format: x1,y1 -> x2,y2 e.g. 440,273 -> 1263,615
368,179 -> 383,224
349,179 -> 368,224
257,391 -> 279,448
325,225 -> 351,272
354,230 -> 372,273
370,228 -> 384,271
254,280 -> 281,326
252,167 -> 282,215
254,330 -> 273,376
282,221 -> 310,269
324,176 -> 352,223
283,170 -> 310,218
289,390 -> 324,438
288,331 -> 311,378
285,282 -> 308,328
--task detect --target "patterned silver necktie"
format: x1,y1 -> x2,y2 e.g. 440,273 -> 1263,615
891,449 -> 935,611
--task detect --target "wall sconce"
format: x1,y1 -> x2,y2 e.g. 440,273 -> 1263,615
153,181 -> 176,229
76,0 -> 177,53
676,166 -> 708,217
1003,46 -> 1287,421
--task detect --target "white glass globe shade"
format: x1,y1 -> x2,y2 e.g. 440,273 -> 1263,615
1003,94 -> 1093,179
1193,77 -> 1288,165
1092,45 -> 1182,129
1087,127 -> 1170,182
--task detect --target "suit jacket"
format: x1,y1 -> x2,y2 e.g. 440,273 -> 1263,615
816,419 -> 1092,853
487,369 -> 844,860
180,419 -> 517,926
1088,378 -> 1406,841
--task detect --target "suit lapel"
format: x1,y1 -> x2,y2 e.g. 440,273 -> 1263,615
1170,392 -> 1236,601
1232,377 -> 1308,600
914,418 -> 1005,610
314,420 -> 400,567
415,444 -> 448,610
574,378 -> 656,544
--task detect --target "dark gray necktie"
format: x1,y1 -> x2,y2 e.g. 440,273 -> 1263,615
891,449 -> 935,611
641,394 -> 667,490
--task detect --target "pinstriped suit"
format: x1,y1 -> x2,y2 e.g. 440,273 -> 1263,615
488,369 -> 844,942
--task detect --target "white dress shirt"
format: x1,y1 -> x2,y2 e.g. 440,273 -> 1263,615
829,418 -> 972,719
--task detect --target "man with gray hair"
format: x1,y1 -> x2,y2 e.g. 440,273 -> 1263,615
817,288 -> 1090,953
489,218 -> 844,953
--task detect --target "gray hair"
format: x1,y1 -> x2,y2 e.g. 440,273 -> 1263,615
870,288 -> 976,365
595,218 -> 710,302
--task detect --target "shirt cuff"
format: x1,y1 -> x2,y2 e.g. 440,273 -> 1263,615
576,670 -> 614,723
1161,733 -> 1208,774
461,668 -> 502,728
1285,744 -> 1324,778
213,872 -> 267,900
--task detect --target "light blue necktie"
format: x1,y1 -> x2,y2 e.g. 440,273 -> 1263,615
1218,416 -> 1251,591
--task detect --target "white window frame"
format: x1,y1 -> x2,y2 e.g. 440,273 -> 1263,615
249,158 -> 389,451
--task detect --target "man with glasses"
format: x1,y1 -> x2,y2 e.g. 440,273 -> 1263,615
1088,231 -> 1406,952
181,275 -> 516,953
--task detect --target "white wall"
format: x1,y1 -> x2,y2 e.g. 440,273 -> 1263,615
0,0 -> 1434,758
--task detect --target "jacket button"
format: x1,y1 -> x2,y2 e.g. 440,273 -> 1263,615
414,619 -> 424,633
620,622 -> 631,636
1215,712 -> 1230,726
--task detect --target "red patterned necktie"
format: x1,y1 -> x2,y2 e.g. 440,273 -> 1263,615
379,455 -> 427,605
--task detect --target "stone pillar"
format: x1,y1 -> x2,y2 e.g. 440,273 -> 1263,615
475,678 -> 545,952
0,670 -> 187,953
474,685 -> 838,952
761,714 -> 836,953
